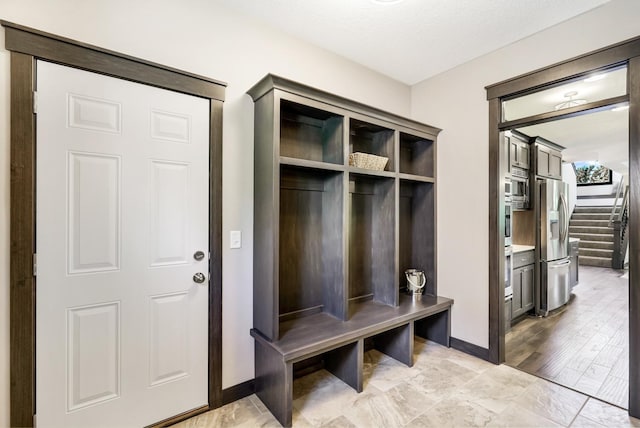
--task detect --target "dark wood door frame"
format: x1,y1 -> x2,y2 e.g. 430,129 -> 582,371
2,21 -> 226,428
486,35 -> 640,417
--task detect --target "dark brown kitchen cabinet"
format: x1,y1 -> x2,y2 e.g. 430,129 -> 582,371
512,249 -> 534,319
248,74 -> 453,427
509,133 -> 530,170
512,265 -> 534,319
534,138 -> 563,180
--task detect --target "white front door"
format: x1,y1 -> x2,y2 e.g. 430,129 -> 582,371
35,60 -> 210,427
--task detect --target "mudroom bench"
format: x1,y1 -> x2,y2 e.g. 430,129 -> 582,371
251,295 -> 453,427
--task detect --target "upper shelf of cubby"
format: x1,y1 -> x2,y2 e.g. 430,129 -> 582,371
280,156 -> 346,172
247,74 -> 441,141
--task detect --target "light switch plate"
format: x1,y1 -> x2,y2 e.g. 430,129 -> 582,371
230,230 -> 242,249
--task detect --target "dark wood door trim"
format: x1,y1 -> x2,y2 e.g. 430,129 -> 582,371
1,20 -> 225,101
209,99 -> 224,409
486,35 -> 640,100
3,21 -> 226,427
628,56 -> 640,417
487,97 -> 504,365
9,51 -> 37,428
487,36 -> 640,418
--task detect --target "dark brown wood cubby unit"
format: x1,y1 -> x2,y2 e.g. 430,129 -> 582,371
248,74 -> 452,427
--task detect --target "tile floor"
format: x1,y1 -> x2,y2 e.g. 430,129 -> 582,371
175,338 -> 640,427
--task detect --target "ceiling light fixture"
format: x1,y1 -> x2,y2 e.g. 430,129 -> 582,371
584,74 -> 606,83
554,91 -> 587,111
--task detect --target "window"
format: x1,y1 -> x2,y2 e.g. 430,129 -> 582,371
573,161 -> 613,186
502,66 -> 627,122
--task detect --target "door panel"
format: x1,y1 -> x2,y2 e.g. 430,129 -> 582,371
67,302 -> 121,412
148,160 -> 190,267
36,60 -> 210,427
149,291 -> 190,386
68,152 -> 121,274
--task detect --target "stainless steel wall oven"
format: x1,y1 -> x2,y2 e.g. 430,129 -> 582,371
511,167 -> 529,210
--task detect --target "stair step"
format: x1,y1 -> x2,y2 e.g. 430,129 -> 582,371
569,226 -> 613,234
569,219 -> 611,227
571,213 -> 611,221
580,248 -> 613,257
569,233 -> 615,242
579,255 -> 612,267
578,240 -> 614,249
574,206 -> 620,214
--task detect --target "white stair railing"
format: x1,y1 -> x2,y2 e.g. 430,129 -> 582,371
609,178 -> 627,227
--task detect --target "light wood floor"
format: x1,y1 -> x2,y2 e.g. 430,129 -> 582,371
506,265 -> 629,409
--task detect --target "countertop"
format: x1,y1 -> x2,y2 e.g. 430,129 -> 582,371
512,244 -> 535,253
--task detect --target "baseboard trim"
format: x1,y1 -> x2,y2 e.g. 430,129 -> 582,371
450,336 -> 490,361
222,379 -> 255,405
147,405 -> 210,428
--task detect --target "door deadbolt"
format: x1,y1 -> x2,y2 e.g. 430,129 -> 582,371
193,272 -> 206,284
194,251 -> 205,261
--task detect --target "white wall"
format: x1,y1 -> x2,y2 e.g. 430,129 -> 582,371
563,164 -> 577,215
411,0 -> 640,347
0,0 -> 411,423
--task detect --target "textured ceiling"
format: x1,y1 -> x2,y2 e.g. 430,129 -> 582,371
219,0 -> 610,84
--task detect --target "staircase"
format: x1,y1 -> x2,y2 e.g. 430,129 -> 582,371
569,206 -> 619,267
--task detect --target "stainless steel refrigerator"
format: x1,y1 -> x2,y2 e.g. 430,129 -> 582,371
538,179 -> 571,316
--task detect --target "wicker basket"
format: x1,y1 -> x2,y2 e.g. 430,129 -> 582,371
348,152 -> 388,171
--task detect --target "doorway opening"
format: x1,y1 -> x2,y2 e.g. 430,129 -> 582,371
504,104 -> 630,408
486,37 -> 640,418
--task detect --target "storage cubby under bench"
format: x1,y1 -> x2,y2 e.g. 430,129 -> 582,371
251,295 -> 452,427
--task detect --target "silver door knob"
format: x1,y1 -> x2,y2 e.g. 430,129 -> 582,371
193,272 -> 206,284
